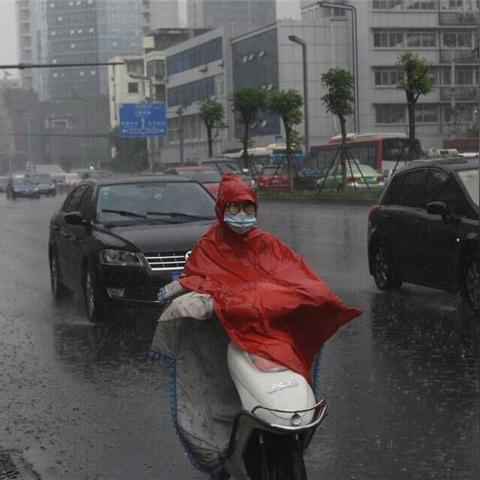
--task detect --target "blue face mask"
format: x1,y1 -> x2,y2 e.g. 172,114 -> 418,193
224,211 -> 257,234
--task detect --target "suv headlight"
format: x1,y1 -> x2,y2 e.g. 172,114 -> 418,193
100,249 -> 144,267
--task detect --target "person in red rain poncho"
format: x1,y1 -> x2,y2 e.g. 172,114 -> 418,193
177,173 -> 362,383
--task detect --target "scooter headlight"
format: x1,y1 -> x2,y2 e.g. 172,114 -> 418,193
290,413 -> 302,426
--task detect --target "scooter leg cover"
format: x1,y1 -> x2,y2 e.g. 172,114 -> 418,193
150,316 -> 241,473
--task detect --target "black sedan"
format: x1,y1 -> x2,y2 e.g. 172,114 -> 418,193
368,157 -> 479,311
49,175 -> 216,321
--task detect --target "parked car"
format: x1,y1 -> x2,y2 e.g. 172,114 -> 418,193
316,162 -> 385,190
199,158 -> 256,191
368,157 -> 479,312
6,175 -> 41,200
27,173 -> 57,196
48,175 -> 216,322
255,165 -> 289,191
165,166 -> 221,197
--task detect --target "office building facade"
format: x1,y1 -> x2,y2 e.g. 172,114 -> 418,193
303,0 -> 479,149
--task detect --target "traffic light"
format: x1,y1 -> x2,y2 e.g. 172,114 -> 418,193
89,163 -> 95,171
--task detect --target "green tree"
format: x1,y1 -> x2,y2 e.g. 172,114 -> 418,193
321,68 -> 354,190
110,126 -> 148,173
198,98 -> 225,158
268,89 -> 303,192
232,86 -> 268,171
397,51 -> 433,160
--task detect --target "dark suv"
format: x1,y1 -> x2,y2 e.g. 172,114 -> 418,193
368,157 -> 478,311
49,175 -> 216,322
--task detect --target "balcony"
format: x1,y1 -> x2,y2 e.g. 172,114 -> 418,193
439,49 -> 477,64
439,11 -> 479,26
440,86 -> 478,101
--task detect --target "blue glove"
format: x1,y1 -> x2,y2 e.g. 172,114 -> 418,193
157,287 -> 167,305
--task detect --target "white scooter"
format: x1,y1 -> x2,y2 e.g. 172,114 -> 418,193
156,284 -> 327,480
222,344 -> 327,480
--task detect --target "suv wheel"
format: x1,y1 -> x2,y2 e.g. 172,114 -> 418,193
372,242 -> 402,291
463,254 -> 479,312
83,265 -> 108,322
50,251 -> 71,299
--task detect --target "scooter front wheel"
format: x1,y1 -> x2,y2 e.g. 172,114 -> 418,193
269,446 -> 307,480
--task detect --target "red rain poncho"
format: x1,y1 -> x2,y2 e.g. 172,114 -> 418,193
180,174 -> 362,381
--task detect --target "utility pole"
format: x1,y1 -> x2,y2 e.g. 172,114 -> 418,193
177,106 -> 185,164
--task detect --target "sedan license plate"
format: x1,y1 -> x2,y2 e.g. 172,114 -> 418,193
171,270 -> 183,281
272,178 -> 281,184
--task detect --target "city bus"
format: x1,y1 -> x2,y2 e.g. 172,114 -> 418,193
309,133 -> 421,173
224,144 -> 305,169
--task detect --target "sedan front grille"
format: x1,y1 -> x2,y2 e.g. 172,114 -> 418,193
144,251 -> 189,272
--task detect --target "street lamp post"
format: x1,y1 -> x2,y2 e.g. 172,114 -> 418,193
288,35 -> 310,160
318,1 -> 359,133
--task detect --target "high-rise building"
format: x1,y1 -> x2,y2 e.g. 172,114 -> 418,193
45,0 -> 145,101
143,0 -> 181,34
15,0 -> 47,97
186,0 -> 277,35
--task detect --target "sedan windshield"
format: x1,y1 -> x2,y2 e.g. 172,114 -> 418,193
96,181 -> 216,223
458,169 -> 479,206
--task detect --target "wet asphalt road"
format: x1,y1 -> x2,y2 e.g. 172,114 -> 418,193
0,194 -> 478,480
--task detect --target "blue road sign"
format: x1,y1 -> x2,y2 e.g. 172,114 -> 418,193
119,103 -> 167,138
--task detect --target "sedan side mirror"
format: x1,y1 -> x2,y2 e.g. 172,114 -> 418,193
426,201 -> 449,218
64,211 -> 87,226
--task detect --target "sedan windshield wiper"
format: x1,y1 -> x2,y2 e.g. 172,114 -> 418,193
147,211 -> 215,220
102,209 -> 147,219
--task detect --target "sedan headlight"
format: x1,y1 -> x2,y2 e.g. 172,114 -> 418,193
100,249 -> 144,267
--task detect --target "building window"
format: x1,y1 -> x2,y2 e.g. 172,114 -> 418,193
442,31 -> 472,48
415,104 -> 438,122
374,69 -> 404,86
167,77 -> 215,107
443,103 -> 474,123
373,0 -> 402,8
167,37 -> 223,76
456,68 -> 474,85
147,59 -> 165,78
406,31 -> 436,48
375,104 -> 406,123
404,1 -> 436,9
128,82 -> 139,94
374,31 -> 403,48
446,0 -> 464,9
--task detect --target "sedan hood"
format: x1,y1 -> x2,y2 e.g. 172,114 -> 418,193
98,220 -> 212,253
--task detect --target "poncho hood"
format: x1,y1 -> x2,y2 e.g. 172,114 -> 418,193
180,173 -> 362,381
215,173 -> 257,228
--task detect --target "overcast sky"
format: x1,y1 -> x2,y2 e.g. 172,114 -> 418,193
0,0 -> 18,77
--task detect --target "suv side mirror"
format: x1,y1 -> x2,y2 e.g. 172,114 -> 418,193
427,201 -> 449,218
64,211 -> 87,226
